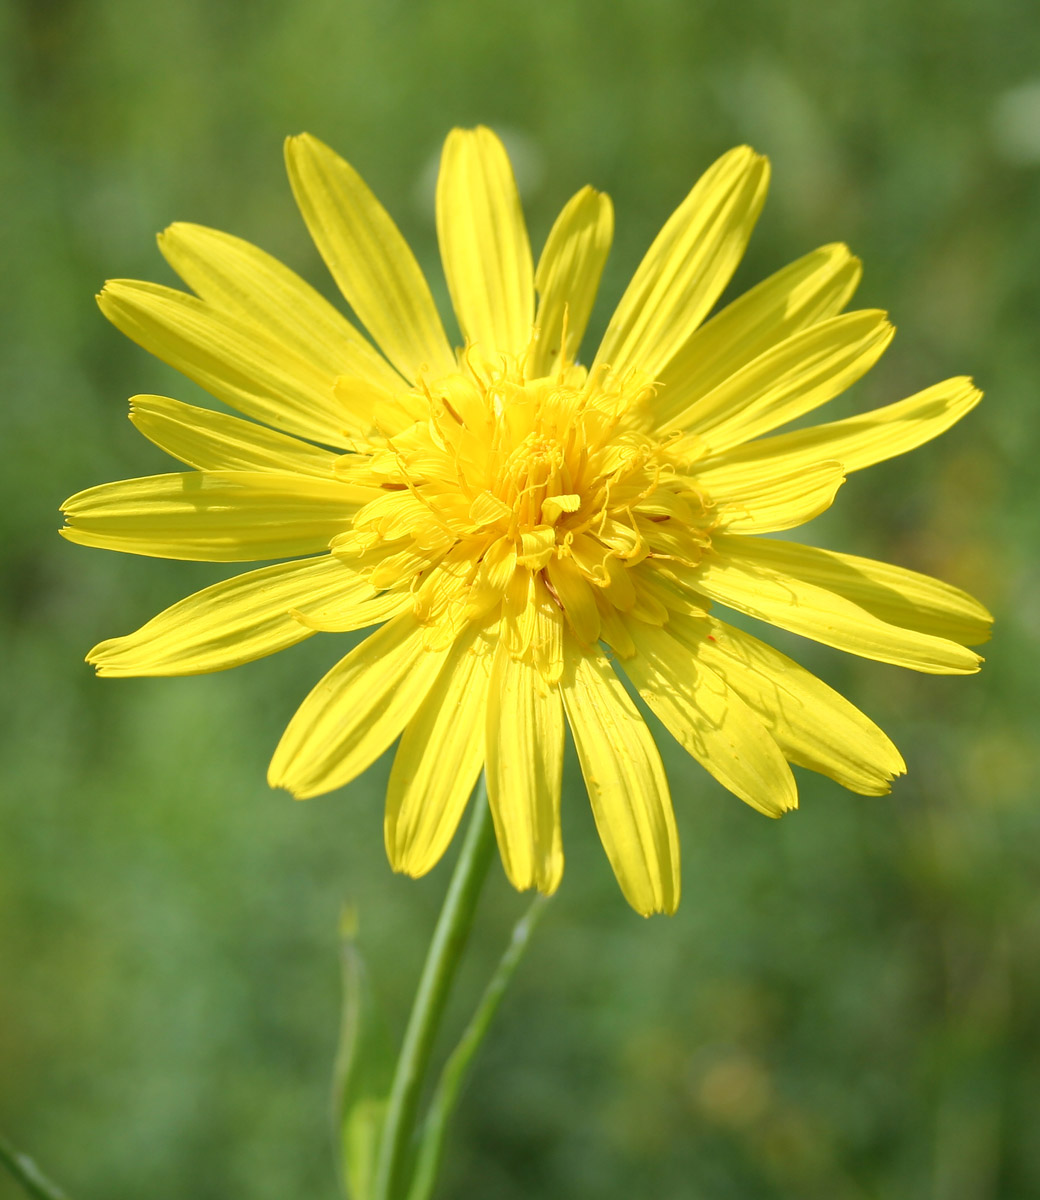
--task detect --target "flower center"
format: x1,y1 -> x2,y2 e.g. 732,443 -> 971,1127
333,352 -> 714,659
500,433 -> 568,527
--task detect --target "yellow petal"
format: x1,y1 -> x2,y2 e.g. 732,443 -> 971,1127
705,460 -> 846,533
561,641 -> 679,916
517,525 -> 557,569
268,615 -> 450,799
594,592 -> 636,659
541,492 -> 581,524
60,470 -> 375,561
623,621 -> 798,818
629,576 -> 670,626
129,395 -> 339,476
501,567 -> 538,659
692,377 -> 983,479
653,243 -> 861,428
436,126 -> 534,358
530,186 -> 614,376
530,575 -> 565,685
333,375 -> 406,439
599,554 -> 637,611
680,616 -> 906,795
467,537 -> 517,619
98,280 -> 370,448
485,641 -> 565,894
469,490 -> 514,526
592,146 -> 769,383
385,629 -> 490,877
157,222 -> 404,393
291,589 -> 411,633
285,133 -> 456,381
546,553 -> 601,644
87,555 -> 361,677
364,543 -> 444,591
344,489 -> 451,544
637,567 -> 712,620
717,535 -> 993,646
689,537 -> 982,674
634,513 -> 708,567
673,309 -> 894,454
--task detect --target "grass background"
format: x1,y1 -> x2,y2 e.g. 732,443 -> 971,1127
2,0 -> 1039,1197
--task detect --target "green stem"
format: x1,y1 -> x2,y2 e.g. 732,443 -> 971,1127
405,893 -> 551,1200
0,1135 -> 70,1200
372,776 -> 496,1200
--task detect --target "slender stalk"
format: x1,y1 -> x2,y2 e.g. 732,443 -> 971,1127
405,893 -> 551,1200
0,1135 -> 70,1200
372,776 -> 496,1200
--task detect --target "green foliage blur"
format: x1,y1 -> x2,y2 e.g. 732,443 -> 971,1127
2,0 -> 1038,1196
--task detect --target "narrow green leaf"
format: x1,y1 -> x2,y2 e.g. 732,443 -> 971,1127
332,906 -> 394,1200
342,1098 -> 389,1200
0,1134 -> 71,1200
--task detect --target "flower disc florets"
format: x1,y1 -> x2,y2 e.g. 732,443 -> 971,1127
334,350 -> 713,675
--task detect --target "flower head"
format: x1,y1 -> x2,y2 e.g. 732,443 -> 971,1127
62,128 -> 992,914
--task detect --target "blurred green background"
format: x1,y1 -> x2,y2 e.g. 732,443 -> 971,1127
2,0 -> 1038,1197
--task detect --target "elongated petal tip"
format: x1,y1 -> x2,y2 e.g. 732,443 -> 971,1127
816,241 -> 862,279
891,745 -> 909,777
725,143 -> 766,164
266,765 -> 309,801
818,239 -> 853,257
387,851 -> 432,880
530,853 -> 565,898
865,308 -> 892,328
284,132 -> 328,165
95,280 -> 134,321
755,792 -> 797,820
718,145 -> 771,203
445,123 -> 497,142
84,639 -> 110,668
84,638 -> 140,678
855,759 -> 906,797
969,594 -> 995,636
638,890 -> 681,918
156,221 -> 195,253
283,132 -> 318,173
267,742 -> 295,793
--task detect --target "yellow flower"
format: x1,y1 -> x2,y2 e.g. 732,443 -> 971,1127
62,128 -> 992,915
